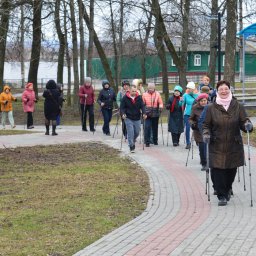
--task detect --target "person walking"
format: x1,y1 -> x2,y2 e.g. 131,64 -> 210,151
43,80 -> 61,136
56,83 -> 65,127
120,85 -> 146,153
166,85 -> 184,146
117,80 -> 130,138
182,81 -> 198,149
22,82 -> 38,129
97,80 -> 116,136
0,85 -> 17,129
202,80 -> 253,206
79,77 -> 95,132
142,82 -> 163,147
189,93 -> 209,171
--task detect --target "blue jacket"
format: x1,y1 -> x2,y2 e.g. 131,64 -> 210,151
182,93 -> 198,116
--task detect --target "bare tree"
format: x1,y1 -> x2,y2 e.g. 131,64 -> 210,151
27,0 -> 42,96
87,0 -> 94,78
55,0 -> 66,84
78,0 -> 85,84
20,5 -> 25,88
0,0 -> 11,91
70,0 -> 80,108
224,0 -> 237,85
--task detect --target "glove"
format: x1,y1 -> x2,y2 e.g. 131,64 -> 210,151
122,114 -> 126,119
203,135 -> 210,144
245,121 -> 253,132
4,100 -> 8,105
34,99 -> 38,103
166,104 -> 170,110
27,98 -> 30,102
191,123 -> 198,130
14,98 -> 17,102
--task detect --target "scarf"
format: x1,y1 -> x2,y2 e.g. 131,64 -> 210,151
170,96 -> 180,112
216,91 -> 232,111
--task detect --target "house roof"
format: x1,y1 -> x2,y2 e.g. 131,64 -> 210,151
237,23 -> 256,39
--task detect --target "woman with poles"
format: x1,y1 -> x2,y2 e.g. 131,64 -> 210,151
202,80 -> 253,206
22,82 -> 38,129
189,93 -> 209,171
166,85 -> 184,146
97,80 -> 116,136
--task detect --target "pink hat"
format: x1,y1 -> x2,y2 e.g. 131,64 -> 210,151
197,93 -> 209,102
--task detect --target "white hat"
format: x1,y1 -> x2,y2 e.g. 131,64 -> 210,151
132,79 -> 140,87
84,77 -> 91,83
186,81 -> 195,90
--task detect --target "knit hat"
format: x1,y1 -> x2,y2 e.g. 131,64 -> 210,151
26,82 -> 33,89
173,85 -> 183,94
201,85 -> 210,94
132,79 -> 140,87
121,80 -> 130,87
186,81 -> 196,90
84,77 -> 91,83
197,93 -> 209,102
102,80 -> 110,88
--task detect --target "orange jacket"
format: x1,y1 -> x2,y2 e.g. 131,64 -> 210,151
142,90 -> 163,109
0,86 -> 16,112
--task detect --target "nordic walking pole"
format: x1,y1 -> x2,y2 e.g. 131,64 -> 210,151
237,167 -> 240,182
120,118 -> 124,149
243,165 -> 246,191
206,142 -> 210,201
93,108 -> 101,135
82,98 -> 86,128
185,133 -> 193,166
247,130 -> 253,207
160,111 -> 164,145
142,117 -> 145,150
167,112 -> 170,147
112,113 -> 120,138
191,134 -> 194,159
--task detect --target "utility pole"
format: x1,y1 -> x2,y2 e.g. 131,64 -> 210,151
218,12 -> 221,82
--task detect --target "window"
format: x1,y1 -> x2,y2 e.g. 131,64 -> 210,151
171,58 -> 176,66
208,55 -> 210,66
222,55 -> 225,66
194,54 -> 201,66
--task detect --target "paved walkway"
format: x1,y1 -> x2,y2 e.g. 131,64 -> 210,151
1,123 -> 256,256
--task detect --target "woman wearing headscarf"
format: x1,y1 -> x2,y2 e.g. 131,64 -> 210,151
43,80 -> 61,136
202,80 -> 253,206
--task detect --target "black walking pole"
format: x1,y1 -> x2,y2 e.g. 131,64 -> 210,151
93,108 -> 101,135
247,130 -> 253,207
191,134 -> 194,159
206,142 -> 210,201
120,117 -> 124,149
112,114 -> 120,138
243,165 -> 246,191
82,98 -> 86,128
237,167 -> 240,182
160,111 -> 164,145
166,112 -> 170,147
142,117 -> 145,150
185,134 -> 194,166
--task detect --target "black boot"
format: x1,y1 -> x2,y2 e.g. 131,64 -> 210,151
52,125 -> 58,136
45,125 -> 50,135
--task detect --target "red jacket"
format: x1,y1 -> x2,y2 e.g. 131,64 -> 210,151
79,85 -> 95,105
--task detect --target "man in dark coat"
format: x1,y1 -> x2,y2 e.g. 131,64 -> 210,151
43,79 -> 61,136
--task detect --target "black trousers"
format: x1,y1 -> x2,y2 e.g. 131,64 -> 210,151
198,142 -> 207,166
144,117 -> 159,144
212,167 -> 237,200
171,133 -> 181,145
80,104 -> 94,130
27,112 -> 33,127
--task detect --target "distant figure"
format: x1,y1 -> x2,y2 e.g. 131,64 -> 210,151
79,77 -> 95,132
43,80 -> 61,136
22,82 -> 38,129
56,83 -> 65,126
97,80 -> 116,136
166,85 -> 184,146
0,85 -> 17,129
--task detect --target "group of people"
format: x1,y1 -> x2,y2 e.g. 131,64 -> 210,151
0,76 -> 254,207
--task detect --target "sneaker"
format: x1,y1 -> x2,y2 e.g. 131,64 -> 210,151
27,126 -> 34,129
90,128 -> 96,132
145,144 -> 150,147
201,165 -> 207,171
213,190 -> 217,195
185,144 -> 191,149
106,133 -> 111,136
173,143 -> 178,147
130,146 -> 135,153
82,128 -> 88,132
154,142 -> 158,145
12,125 -> 16,129
218,197 -> 227,206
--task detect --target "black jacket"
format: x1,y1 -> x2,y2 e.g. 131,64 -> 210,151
97,87 -> 116,109
120,92 -> 145,121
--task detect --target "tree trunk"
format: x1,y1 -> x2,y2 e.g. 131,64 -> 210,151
64,1 -> 71,106
153,6 -> 168,102
70,0 -> 80,109
80,0 -> 115,90
87,0 -> 94,78
20,5 -> 25,89
224,0 -> 237,85
78,0 -> 85,84
0,0 -> 10,92
238,0 -> 243,88
28,0 -> 42,96
55,0 -> 65,84
208,0 -> 218,87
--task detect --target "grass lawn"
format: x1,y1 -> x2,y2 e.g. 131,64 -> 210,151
0,142 -> 149,256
